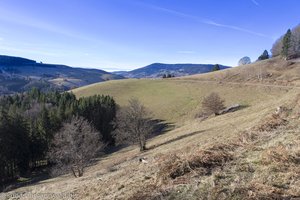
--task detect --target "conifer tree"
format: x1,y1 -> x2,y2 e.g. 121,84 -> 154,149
281,29 -> 292,59
258,50 -> 269,60
9,114 -> 30,175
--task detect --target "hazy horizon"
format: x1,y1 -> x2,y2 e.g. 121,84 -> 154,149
0,0 -> 300,71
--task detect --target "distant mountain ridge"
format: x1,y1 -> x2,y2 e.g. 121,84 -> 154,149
0,55 -> 124,95
113,63 -> 231,78
0,55 -> 37,65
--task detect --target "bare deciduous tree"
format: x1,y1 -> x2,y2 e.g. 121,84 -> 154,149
48,116 -> 104,177
238,56 -> 251,66
271,36 -> 284,57
202,92 -> 225,115
113,98 -> 153,151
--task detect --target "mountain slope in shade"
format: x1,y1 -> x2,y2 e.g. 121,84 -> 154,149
0,55 -> 124,94
113,63 -> 231,78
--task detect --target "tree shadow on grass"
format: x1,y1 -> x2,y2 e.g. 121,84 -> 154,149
2,119 -> 176,192
235,104 -> 249,111
147,129 -> 206,151
102,118 -> 175,155
1,167 -> 50,193
149,119 -> 175,138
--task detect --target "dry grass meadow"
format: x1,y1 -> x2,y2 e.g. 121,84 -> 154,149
2,58 -> 300,199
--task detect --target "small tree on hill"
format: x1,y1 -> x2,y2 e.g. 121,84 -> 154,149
258,50 -> 269,61
48,116 -> 105,177
238,56 -> 251,66
212,64 -> 220,71
113,98 -> 153,151
202,92 -> 225,115
281,29 -> 292,59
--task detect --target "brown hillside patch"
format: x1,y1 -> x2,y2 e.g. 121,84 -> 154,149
156,143 -> 235,185
257,139 -> 300,197
261,144 -> 299,166
244,182 -> 285,199
128,95 -> 300,200
127,184 -> 160,200
255,113 -> 288,132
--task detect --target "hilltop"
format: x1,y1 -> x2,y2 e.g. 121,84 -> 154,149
0,55 -> 124,95
113,63 -> 230,78
182,57 -> 300,86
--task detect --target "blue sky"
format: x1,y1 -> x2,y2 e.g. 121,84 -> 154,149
0,0 -> 299,71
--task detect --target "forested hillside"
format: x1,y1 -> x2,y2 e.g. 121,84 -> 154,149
0,55 -> 124,95
272,24 -> 300,59
114,63 -> 230,78
0,89 -> 116,186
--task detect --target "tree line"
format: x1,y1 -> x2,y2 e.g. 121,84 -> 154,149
272,24 -> 300,59
239,24 -> 300,66
48,97 -> 154,178
0,88 -> 116,184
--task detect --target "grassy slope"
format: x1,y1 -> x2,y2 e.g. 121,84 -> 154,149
3,58 -> 300,199
73,78 -> 288,125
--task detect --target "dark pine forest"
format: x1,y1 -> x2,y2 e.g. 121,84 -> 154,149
0,88 -> 116,185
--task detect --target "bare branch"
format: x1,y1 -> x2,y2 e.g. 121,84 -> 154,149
48,116 -> 105,177
113,98 -> 153,151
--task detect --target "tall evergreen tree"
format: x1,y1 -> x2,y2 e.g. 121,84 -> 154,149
0,110 -> 11,181
78,95 -> 116,145
258,50 -> 269,61
8,114 -> 30,175
281,29 -> 292,59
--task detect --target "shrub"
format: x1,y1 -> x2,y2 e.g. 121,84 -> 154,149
201,92 -> 225,115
